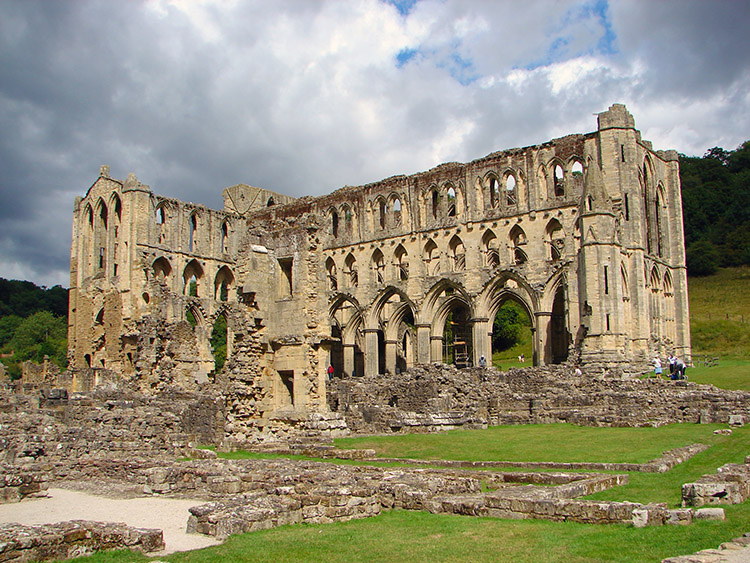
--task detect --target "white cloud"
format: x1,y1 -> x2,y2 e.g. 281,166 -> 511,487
1,0 -> 749,287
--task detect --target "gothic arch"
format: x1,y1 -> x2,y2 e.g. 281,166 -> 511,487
448,235 -> 466,271
393,244 -> 409,281
344,252 -> 358,288
482,229 -> 499,268
183,259 -> 204,296
545,218 -> 565,261
423,239 -> 440,275
152,256 -> 172,282
214,266 -> 234,301
371,248 -> 385,284
325,256 -> 338,291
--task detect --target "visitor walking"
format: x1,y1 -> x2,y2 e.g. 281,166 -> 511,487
653,357 -> 663,377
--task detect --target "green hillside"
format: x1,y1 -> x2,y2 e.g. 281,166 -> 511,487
688,267 -> 750,358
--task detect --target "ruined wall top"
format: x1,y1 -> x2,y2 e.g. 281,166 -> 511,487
597,103 -> 636,131
223,184 -> 296,215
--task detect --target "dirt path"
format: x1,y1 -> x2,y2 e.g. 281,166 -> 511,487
0,488 -> 220,555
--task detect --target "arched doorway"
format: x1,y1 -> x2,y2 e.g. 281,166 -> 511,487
549,285 -> 569,363
491,298 -> 533,367
443,302 -> 472,367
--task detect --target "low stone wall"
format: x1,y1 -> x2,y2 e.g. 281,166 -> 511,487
0,520 -> 164,562
329,364 -> 750,433
682,457 -> 750,507
0,465 -> 48,503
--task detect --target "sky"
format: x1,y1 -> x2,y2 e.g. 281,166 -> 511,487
1,0 -> 749,289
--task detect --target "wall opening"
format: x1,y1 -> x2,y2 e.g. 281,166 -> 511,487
492,299 -> 532,367
443,303 -> 471,367
211,314 -> 228,373
278,370 -> 294,406
278,258 -> 293,297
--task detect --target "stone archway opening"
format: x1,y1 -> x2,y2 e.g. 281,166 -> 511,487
550,285 -> 569,364
210,314 -> 228,374
491,298 -> 533,367
443,303 -> 472,367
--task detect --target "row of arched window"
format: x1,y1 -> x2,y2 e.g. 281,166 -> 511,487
328,159 -> 586,239
154,202 -> 232,256
81,193 -> 122,278
151,256 -> 235,302
324,219 -> 569,290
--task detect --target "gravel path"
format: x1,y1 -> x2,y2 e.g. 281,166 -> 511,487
0,488 -> 220,555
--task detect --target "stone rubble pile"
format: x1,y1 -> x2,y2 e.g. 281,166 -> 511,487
0,464 -> 48,503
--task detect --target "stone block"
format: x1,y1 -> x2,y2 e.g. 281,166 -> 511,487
694,508 -> 725,521
666,509 -> 692,525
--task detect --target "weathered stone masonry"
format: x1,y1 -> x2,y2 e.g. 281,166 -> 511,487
67,104 -> 691,439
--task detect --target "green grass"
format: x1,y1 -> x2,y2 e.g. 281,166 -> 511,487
687,359 -> 750,390
689,267 -> 750,358
334,423 -> 726,464
67,505 -> 750,563
65,423 -> 750,563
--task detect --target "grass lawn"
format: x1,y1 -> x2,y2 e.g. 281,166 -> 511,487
335,423 -> 727,465
688,359 -> 750,390
73,505 -> 750,563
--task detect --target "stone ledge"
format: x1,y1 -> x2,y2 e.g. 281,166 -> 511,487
0,520 -> 164,562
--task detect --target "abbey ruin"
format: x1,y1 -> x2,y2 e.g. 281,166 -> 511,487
65,103 -> 691,439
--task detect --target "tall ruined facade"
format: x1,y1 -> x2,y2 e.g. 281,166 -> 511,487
68,104 -> 690,437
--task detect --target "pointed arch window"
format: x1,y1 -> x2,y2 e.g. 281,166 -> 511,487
326,257 -> 338,291
424,240 -> 439,275
345,253 -> 358,287
449,235 -> 465,272
490,177 -> 500,208
189,214 -> 198,253
446,186 -> 456,217
394,245 -> 409,281
372,250 -> 385,284
331,209 -> 339,238
505,175 -> 517,206
554,165 -> 565,197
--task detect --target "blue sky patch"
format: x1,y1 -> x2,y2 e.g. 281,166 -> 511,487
383,0 -> 419,17
396,48 -> 418,68
523,0 -> 618,70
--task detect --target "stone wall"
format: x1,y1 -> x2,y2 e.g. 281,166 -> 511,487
0,388 -> 225,465
0,520 -> 163,562
329,364 -> 750,433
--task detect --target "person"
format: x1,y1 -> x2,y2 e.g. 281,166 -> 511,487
653,357 -> 663,378
327,364 -> 334,380
668,355 -> 676,378
520,353 -> 525,363
574,366 -> 582,376
479,355 -> 487,368
674,357 -> 687,380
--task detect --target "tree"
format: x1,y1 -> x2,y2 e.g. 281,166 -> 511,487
493,302 -> 524,351
686,240 -> 720,276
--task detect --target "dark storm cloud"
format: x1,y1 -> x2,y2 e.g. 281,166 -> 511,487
0,0 -> 748,287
